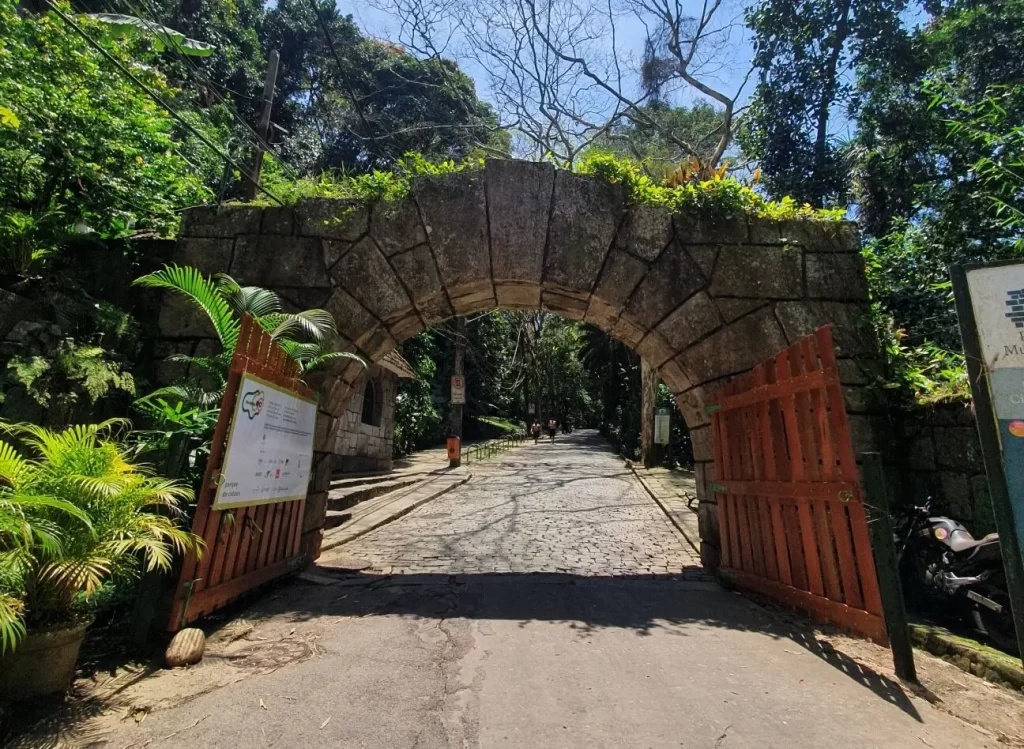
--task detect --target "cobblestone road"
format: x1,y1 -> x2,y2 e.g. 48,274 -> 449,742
337,430 -> 703,576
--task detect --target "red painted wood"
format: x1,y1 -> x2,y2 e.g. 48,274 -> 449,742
710,325 -> 886,643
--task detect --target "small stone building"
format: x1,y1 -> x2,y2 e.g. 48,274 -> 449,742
332,350 -> 416,474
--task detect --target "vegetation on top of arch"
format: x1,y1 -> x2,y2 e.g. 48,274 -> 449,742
257,152 -> 847,222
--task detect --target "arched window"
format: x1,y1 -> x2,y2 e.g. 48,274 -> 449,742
361,378 -> 382,426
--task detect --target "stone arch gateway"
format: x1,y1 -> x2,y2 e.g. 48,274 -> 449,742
160,158 -> 884,570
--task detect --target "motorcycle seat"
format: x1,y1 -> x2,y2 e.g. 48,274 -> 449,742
951,530 -> 999,553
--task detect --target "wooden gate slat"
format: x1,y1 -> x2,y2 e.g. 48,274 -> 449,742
712,325 -> 886,644
776,349 -> 826,598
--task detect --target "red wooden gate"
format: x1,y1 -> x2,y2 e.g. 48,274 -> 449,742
710,326 -> 886,644
168,314 -> 313,631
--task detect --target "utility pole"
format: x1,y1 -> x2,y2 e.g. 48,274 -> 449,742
450,316 -> 467,438
244,49 -> 280,201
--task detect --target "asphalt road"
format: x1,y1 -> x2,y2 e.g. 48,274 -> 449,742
99,431 -> 996,749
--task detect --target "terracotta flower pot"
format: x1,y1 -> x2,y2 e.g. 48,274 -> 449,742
0,619 -> 90,700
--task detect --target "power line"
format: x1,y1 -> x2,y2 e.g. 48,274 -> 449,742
44,0 -> 284,206
118,0 -> 303,181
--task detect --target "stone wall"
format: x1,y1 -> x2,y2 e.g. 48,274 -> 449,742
333,365 -> 397,474
898,401 -> 994,534
164,158 -> 885,564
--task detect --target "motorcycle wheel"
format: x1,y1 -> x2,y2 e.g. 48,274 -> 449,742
972,604 -> 1020,657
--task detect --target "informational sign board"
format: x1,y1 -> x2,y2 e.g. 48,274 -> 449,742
451,374 -> 466,405
528,403 -> 535,414
954,260 -> 1024,660
214,373 -> 317,509
654,408 -> 671,445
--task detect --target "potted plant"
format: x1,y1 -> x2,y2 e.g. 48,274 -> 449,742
0,419 -> 201,699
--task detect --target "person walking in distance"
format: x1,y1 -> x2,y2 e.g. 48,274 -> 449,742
547,417 -> 557,443
531,422 -> 542,444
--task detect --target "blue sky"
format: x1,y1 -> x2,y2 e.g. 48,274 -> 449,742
334,1 -> 758,112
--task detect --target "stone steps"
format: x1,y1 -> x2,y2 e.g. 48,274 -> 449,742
327,475 -> 427,513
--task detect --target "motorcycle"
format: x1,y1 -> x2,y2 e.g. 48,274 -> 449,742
893,500 -> 1018,655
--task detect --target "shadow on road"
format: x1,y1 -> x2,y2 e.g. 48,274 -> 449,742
216,569 -> 922,722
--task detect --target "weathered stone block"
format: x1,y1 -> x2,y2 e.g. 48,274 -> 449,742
414,171 -> 490,299
592,250 -> 648,312
906,434 -> 937,471
153,339 -> 195,385
636,329 -> 675,368
615,203 -> 672,261
158,293 -> 216,338
173,237 -> 233,274
623,242 -> 704,330
972,474 -> 996,534
451,287 -> 497,316
324,288 -> 381,349
748,218 -> 782,244
323,240 -> 353,269
544,170 -> 624,293
657,357 -> 693,394
934,426 -> 984,473
656,292 -> 722,351
673,385 -> 715,428
611,314 -> 647,348
691,424 -> 712,462
674,215 -> 748,245
714,298 -> 766,323
261,207 -> 294,235
773,301 -> 876,357
181,205 -> 262,238
322,377 -> 355,418
709,245 -> 803,299
700,541 -> 721,572
837,357 -> 882,386
388,244 -> 451,324
332,236 -> 416,326
231,235 -> 330,287
940,472 -> 971,518
687,244 -> 718,279
848,414 -> 888,455
541,289 -> 588,320
778,220 -> 859,252
496,283 -> 542,309
680,307 -> 788,385
295,199 -> 369,241
314,413 -> 337,453
843,385 -> 884,414
806,253 -> 869,300
371,198 -> 427,256
301,528 -> 323,560
486,160 -> 553,283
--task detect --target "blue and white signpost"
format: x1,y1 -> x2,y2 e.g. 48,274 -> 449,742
952,260 -> 1024,661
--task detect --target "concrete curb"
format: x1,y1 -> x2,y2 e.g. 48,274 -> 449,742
320,474 -> 471,553
909,623 -> 1024,693
628,465 -> 701,555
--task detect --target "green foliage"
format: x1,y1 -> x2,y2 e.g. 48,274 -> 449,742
0,1 -> 216,270
260,152 -> 485,205
575,153 -> 846,221
6,338 -> 135,412
393,332 -> 442,457
742,0 -> 911,208
0,419 -> 200,651
591,102 -> 726,181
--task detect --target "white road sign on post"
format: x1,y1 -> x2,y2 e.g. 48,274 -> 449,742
213,374 -> 317,509
451,375 -> 466,405
654,408 -> 671,445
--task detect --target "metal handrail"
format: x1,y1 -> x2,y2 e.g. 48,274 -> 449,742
463,433 -> 527,464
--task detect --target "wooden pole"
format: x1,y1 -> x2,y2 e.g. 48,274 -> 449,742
861,452 -> 918,683
244,50 -> 280,201
450,316 -> 466,438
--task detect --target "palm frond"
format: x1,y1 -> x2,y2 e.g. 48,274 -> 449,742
259,310 -> 337,342
214,274 -> 282,318
0,440 -> 32,490
0,593 -> 26,654
134,265 -> 241,352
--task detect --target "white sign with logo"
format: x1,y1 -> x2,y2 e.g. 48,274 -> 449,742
214,374 -> 317,509
451,375 -> 466,405
654,408 -> 671,445
966,264 -> 1024,372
